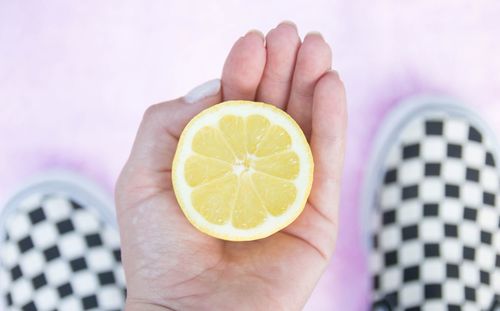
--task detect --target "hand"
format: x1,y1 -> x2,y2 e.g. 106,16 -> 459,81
116,22 -> 347,311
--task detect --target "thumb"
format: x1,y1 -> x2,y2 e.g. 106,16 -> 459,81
122,79 -> 222,183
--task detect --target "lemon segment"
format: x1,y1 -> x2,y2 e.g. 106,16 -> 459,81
191,174 -> 238,225
246,115 -> 271,154
218,115 -> 247,159
251,172 -> 296,216
192,126 -> 235,162
253,151 -> 300,180
232,175 -> 267,229
184,155 -> 232,187
254,125 -> 292,157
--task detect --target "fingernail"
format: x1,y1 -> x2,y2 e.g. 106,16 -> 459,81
245,29 -> 265,41
327,69 -> 338,77
279,20 -> 297,29
184,79 -> 221,104
306,31 -> 324,40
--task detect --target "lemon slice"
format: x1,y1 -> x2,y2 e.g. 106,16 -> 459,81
172,100 -> 314,241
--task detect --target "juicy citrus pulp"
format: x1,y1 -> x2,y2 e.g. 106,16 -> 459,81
172,101 -> 314,241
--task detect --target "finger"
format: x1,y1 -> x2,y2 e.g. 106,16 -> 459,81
256,21 -> 301,109
221,30 -> 266,101
125,79 -> 222,177
309,70 -> 347,223
287,33 -> 332,138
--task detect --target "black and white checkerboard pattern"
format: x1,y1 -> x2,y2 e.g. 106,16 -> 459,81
370,115 -> 500,310
0,193 -> 125,310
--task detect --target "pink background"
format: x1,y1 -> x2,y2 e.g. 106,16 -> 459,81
1,1 -> 500,310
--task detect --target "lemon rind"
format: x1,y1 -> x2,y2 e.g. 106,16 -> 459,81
172,101 -> 314,241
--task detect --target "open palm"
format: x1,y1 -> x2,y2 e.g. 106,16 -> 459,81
116,22 -> 347,311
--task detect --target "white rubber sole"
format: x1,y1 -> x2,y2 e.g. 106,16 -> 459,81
360,95 -> 500,252
0,170 -> 117,242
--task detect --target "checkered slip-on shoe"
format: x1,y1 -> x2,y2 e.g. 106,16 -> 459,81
362,97 -> 500,311
0,172 -> 126,311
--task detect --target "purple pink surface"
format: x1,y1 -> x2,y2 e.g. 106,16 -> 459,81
1,1 -> 500,310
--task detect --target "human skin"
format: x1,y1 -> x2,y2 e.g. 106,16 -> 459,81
115,21 -> 347,311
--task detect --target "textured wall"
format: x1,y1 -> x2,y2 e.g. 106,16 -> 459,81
1,1 -> 499,310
